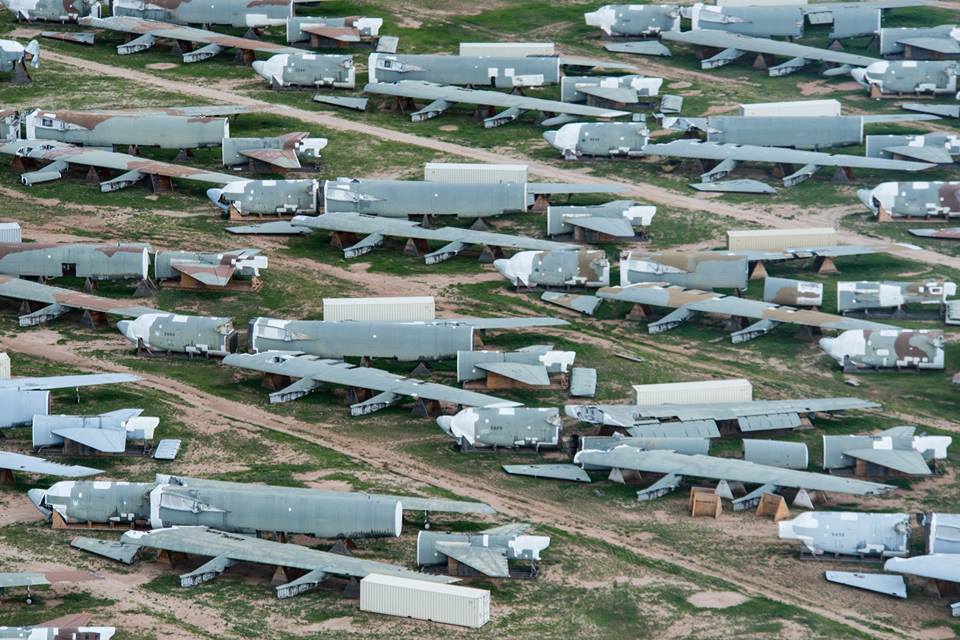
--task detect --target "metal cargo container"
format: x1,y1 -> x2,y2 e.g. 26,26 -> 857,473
322,296 -> 436,322
632,379 -> 753,406
424,162 -> 528,185
0,223 -> 21,243
739,99 -> 841,118
360,574 -> 490,629
0,389 -> 49,429
743,439 -> 809,469
459,42 -> 555,57
727,227 -> 837,251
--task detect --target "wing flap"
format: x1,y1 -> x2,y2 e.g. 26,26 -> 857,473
0,451 -> 101,477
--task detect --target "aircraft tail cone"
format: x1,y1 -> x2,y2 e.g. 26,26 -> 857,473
27,488 -> 52,519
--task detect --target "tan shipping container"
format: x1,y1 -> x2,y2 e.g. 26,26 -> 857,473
360,574 -> 491,629
632,379 -> 753,406
322,296 -> 436,322
727,228 -> 837,251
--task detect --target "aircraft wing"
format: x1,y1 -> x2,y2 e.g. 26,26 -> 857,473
879,145 -> 954,165
436,317 -> 568,330
475,362 -> 551,386
597,283 -> 894,334
223,351 -> 522,409
0,451 -> 101,477
575,446 -> 895,495
1,140 -> 238,185
300,24 -> 362,42
364,81 -> 630,119
732,246 -> 883,262
577,85 -> 641,105
280,213 -> 578,256
77,527 -> 459,587
170,263 -> 236,287
0,274 -> 157,320
80,16 -> 302,57
51,427 -> 128,453
842,448 -> 932,475
660,30 -> 880,67
885,554 -> 960,582
0,572 -> 49,589
0,372 -> 140,391
391,497 -> 496,514
237,147 -> 301,170
893,36 -> 960,55
642,140 -> 935,172
435,541 -> 510,578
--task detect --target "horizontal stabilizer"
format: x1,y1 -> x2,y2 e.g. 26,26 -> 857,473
567,215 -> 636,238
902,103 -> 959,119
398,497 -> 496,514
313,95 -> 369,111
174,264 -> 235,287
71,537 -> 141,564
239,147 -> 301,169
843,448 -> 931,475
541,292 -> 601,315
52,427 -> 127,453
476,362 -> 550,386
579,85 -> 641,105
226,221 -> 311,235
894,36 -> 960,55
881,145 -> 953,165
690,179 -> 775,194
0,451 -> 101,477
435,541 -> 509,577
604,41 -> 672,57
41,31 -> 95,45
502,463 -> 591,482
825,571 -> 906,598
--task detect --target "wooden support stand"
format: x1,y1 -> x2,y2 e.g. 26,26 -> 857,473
689,487 -> 722,518
749,261 -> 768,281
756,493 -> 790,521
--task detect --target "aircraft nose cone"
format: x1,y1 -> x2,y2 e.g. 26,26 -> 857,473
818,337 -> 836,355
251,60 -> 267,79
116,320 -> 134,342
850,68 -> 867,87
206,188 -> 228,211
27,489 -> 52,519
436,415 -> 454,435
856,188 -> 877,212
492,258 -> 515,283
542,130 -> 559,149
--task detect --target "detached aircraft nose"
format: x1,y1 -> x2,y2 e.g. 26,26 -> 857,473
818,337 -> 840,361
542,130 -> 559,149
251,60 -> 268,79
206,188 -> 228,211
850,68 -> 868,87
856,188 -> 877,213
436,415 -> 454,436
27,488 -> 52,519
117,320 -> 134,343
493,258 -> 516,284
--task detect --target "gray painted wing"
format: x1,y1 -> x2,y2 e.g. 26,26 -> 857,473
577,85 -> 640,104
475,362 -> 550,386
439,317 -> 568,330
391,497 -> 496,514
824,572 -> 907,598
434,541 -> 509,577
643,140 -> 935,171
525,184 -> 627,195
120,527 -> 459,582
227,221 -> 311,235
639,398 -> 880,421
80,16 -> 302,55
71,537 -> 141,564
0,572 -> 49,588
292,213 -> 578,251
842,448 -> 931,475
575,447 -> 895,495
660,30 -> 880,67
690,179 -> 776,194
502,464 -> 592,482
880,145 -> 954,164
482,523 -> 531,536
1,140 -> 238,185
0,373 -> 140,390
51,427 -> 127,453
0,275 -> 157,317
223,352 -> 522,408
364,81 -> 630,118
894,37 -> 960,55
0,451 -> 101,477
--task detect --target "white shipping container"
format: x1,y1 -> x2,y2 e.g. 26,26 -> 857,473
0,222 -> 22,243
727,227 -> 837,251
633,379 -> 753,406
739,99 -> 841,118
0,389 -> 49,428
459,42 -> 555,57
424,162 -> 528,185
360,574 -> 490,629
323,296 -> 436,322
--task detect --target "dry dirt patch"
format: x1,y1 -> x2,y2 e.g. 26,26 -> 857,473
687,591 -> 750,609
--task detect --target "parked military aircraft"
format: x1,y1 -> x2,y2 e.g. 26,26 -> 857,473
819,329 -> 944,371
837,280 -> 956,313
822,426 -> 950,476
544,123 -> 934,185
573,444 -> 894,499
364,81 -> 630,127
779,512 -> 911,557
230,212 -> 578,263
494,249 -> 610,288
73,527 -> 458,597
0,451 -> 101,482
32,409 -> 159,455
567,396 -> 879,438
417,524 -> 550,577
252,53 -> 355,88
860,181 -> 960,220
619,251 -> 748,290
222,350 -> 521,413
0,241 -> 149,283
110,0 -> 291,27
852,60 -> 958,96
596,283 -> 895,343
438,407 -> 562,451
0,0 -> 98,21
30,475 -> 493,536
246,316 -> 565,361
117,313 -> 237,356
0,38 -> 38,83
369,53 -> 562,88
